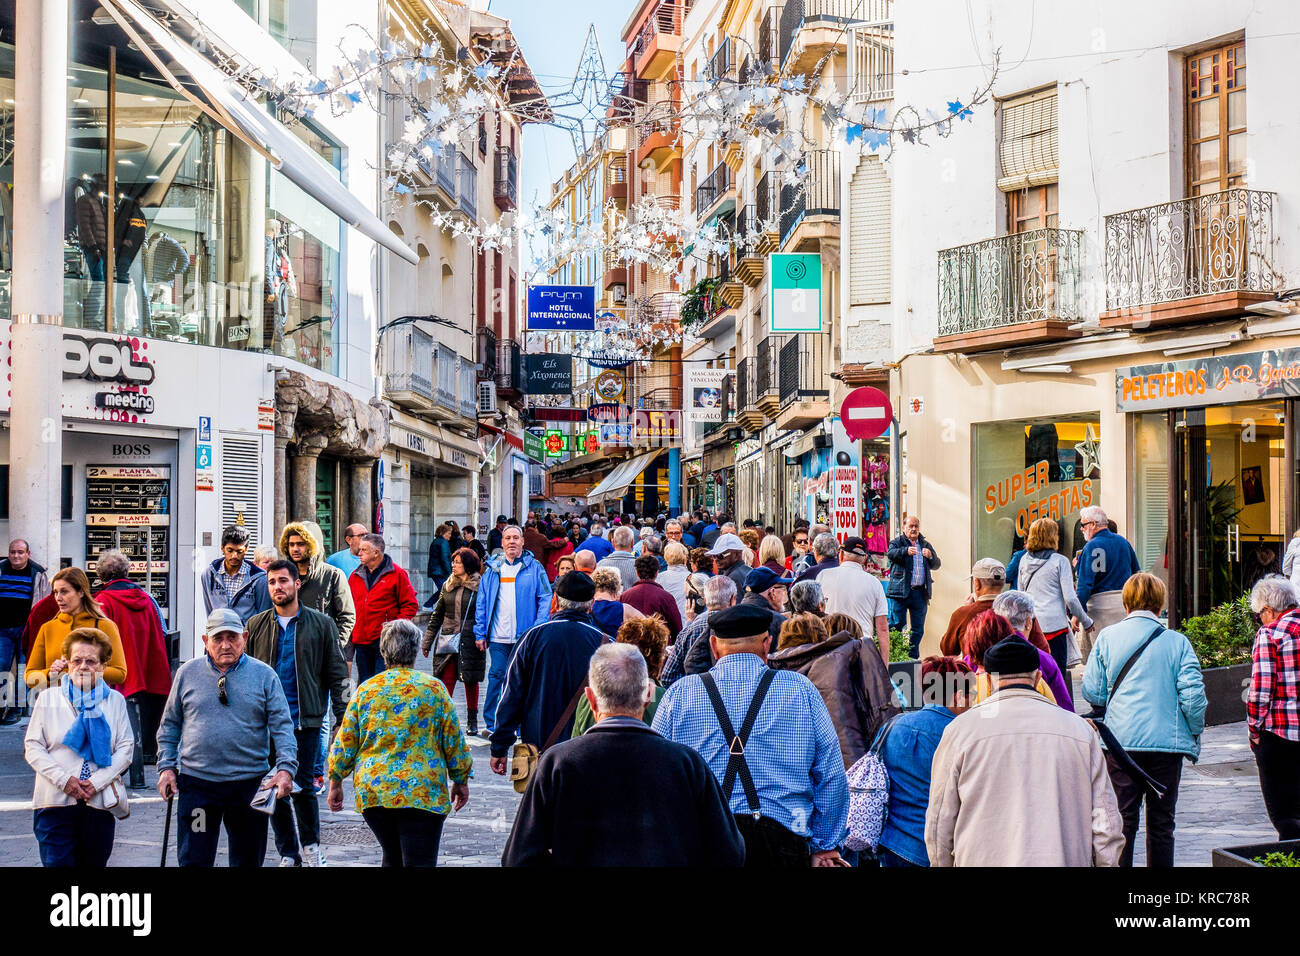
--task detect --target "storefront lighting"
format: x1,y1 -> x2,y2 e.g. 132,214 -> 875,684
1158,330 -> 1246,356
73,98 -> 90,104
145,174 -> 160,180
141,95 -> 157,102
1023,364 -> 1073,374
3,99 -> 12,105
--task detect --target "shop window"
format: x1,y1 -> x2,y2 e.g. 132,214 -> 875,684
974,416 -> 1101,569
0,465 -> 73,521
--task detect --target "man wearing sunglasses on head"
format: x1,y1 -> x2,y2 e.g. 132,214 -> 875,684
156,608 -> 296,867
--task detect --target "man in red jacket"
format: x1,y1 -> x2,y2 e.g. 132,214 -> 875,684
347,534 -> 419,685
94,549 -> 174,789
620,555 -> 683,641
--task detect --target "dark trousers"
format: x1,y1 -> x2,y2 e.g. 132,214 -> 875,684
361,807 -> 447,867
888,588 -> 929,657
125,692 -> 166,788
1105,750 -> 1184,867
878,846 -> 920,868
353,643 -> 386,685
733,815 -> 810,868
1045,628 -> 1071,677
271,728 -> 321,860
176,773 -> 269,867
33,803 -> 115,867
1256,730 -> 1300,839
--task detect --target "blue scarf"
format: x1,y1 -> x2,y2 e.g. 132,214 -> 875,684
61,678 -> 114,768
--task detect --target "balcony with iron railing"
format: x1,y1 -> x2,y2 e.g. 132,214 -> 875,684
634,1 -> 684,80
758,6 -> 782,70
753,336 -> 781,418
732,204 -> 766,287
781,0 -> 882,77
494,147 -> 518,212
414,143 -> 458,207
849,14 -> 895,104
695,161 -> 734,223
934,228 -> 1086,353
495,338 -> 524,397
755,170 -> 781,254
602,249 -> 627,293
735,356 -> 760,430
776,332 -> 832,430
634,101 -> 681,172
457,153 -> 477,220
432,344 -> 478,423
707,37 -> 736,82
606,155 -> 628,204
475,326 -> 497,381
383,324 -> 435,412
780,149 -> 840,251
1100,188 -> 1279,329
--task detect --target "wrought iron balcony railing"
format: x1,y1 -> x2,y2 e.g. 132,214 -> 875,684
780,0 -> 876,66
475,326 -> 497,381
1103,188 -> 1278,312
635,0 -> 683,58
495,339 -> 523,394
779,332 -> 832,406
755,171 -> 778,231
937,228 -> 1085,336
696,161 -> 732,219
493,147 -> 518,211
780,149 -> 839,245
736,356 -> 750,410
755,336 -> 779,399
458,153 -> 477,219
708,37 -> 735,82
759,6 -> 782,68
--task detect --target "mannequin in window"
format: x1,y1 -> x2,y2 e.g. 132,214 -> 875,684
265,220 -> 297,355
145,231 -> 189,337
75,174 -> 109,330
114,193 -> 149,334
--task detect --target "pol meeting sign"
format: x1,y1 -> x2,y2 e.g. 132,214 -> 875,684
527,285 -> 596,331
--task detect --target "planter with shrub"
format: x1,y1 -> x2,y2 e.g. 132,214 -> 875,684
1178,595 -> 1255,726
1211,838 -> 1300,867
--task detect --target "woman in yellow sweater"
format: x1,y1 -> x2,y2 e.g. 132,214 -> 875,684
26,568 -> 127,690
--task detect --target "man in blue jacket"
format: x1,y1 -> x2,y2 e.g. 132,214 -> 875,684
575,521 -> 613,562
489,572 -> 608,771
1073,505 -> 1141,662
200,525 -> 272,626
476,526 -> 552,739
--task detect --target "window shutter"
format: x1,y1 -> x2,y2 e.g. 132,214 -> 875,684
220,435 -> 262,548
998,88 -> 1058,192
849,155 -> 891,305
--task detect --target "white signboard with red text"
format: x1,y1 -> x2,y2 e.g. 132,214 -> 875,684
830,417 -> 860,543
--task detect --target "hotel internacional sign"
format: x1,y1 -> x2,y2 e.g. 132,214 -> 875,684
1116,348 -> 1300,412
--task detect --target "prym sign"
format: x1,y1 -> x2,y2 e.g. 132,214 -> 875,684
63,332 -> 156,385
526,285 -> 595,331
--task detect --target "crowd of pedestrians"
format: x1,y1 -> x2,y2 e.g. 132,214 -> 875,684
2,497 -> 1296,868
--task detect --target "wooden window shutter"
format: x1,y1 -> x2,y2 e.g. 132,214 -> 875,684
998,87 -> 1058,192
849,155 -> 891,305
220,435 -> 261,548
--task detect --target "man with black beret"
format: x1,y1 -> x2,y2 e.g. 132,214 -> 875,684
653,603 -> 850,867
490,572 -> 610,774
926,636 -> 1124,867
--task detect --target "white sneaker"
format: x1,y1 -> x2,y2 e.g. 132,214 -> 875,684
278,855 -> 300,867
302,844 -> 327,867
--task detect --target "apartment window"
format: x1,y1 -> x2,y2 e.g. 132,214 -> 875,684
1187,41 -> 1246,196
509,270 -> 518,341
493,251 -> 504,337
998,87 -> 1058,231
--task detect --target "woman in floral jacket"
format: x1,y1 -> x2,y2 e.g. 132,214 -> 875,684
328,619 -> 471,867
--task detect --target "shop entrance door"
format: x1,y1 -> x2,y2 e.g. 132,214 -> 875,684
1172,401 -> 1286,623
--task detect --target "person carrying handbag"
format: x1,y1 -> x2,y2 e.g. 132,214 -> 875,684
24,628 -> 134,867
1081,573 -> 1206,867
422,549 -> 484,734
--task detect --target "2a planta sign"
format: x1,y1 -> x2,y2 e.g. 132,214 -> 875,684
769,254 -> 821,333
527,285 -> 596,331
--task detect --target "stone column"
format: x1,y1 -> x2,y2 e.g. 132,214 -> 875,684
291,432 -> 328,524
350,460 -> 373,533
9,0 -> 67,571
273,401 -> 297,536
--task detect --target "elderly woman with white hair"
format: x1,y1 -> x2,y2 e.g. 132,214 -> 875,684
991,591 -> 1074,710
1247,574 -> 1300,840
659,541 -> 691,618
328,619 -> 471,867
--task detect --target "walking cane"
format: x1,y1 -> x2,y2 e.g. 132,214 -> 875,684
160,794 -> 174,867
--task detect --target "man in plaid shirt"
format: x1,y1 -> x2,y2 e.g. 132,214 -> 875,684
1247,575 -> 1300,839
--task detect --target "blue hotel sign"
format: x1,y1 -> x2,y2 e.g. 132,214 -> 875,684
527,285 -> 596,331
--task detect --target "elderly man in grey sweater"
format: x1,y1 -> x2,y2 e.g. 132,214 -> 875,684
157,608 -> 296,867
597,526 -> 640,591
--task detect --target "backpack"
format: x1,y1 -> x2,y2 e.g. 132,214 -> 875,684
844,715 -> 902,852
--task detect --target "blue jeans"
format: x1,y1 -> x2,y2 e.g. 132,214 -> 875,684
879,845 -> 921,867
271,728 -> 321,860
0,625 -> 22,707
484,640 -> 520,734
314,711 -> 330,778
353,643 -> 386,685
34,804 -> 116,867
888,588 -> 929,658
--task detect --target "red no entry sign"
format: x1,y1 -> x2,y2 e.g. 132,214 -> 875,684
840,386 -> 893,441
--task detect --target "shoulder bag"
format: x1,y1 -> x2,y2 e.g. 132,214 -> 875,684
508,681 -> 588,794
845,713 -> 903,852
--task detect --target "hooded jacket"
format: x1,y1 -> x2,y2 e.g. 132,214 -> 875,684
95,579 -> 173,698
768,632 -> 900,769
279,521 -> 356,645
201,557 -> 271,625
348,554 -> 419,647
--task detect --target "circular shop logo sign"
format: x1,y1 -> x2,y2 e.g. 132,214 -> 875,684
594,369 -> 625,401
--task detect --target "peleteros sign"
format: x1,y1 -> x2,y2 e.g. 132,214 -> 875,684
1116,348 -> 1300,412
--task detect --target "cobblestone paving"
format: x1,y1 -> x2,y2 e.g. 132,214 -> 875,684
0,666 -> 1277,866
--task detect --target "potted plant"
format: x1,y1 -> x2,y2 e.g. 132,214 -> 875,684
1180,594 -> 1255,726
679,277 -> 722,329
1212,838 -> 1300,867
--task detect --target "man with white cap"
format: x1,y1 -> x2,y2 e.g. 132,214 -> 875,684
706,533 -> 751,595
156,608 -> 297,867
939,558 -> 1048,656
817,536 -> 890,661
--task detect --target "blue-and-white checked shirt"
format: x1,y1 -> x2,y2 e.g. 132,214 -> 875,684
911,549 -> 925,587
651,652 -> 849,851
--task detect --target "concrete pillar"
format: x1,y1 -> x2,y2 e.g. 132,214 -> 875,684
291,433 -> 328,523
668,447 -> 681,517
9,0 -> 68,571
273,402 -> 297,535
350,460 -> 373,533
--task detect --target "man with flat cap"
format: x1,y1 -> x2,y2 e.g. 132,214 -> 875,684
490,572 -> 610,774
925,636 -> 1124,867
653,602 -> 850,867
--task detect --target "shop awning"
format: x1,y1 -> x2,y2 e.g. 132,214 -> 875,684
587,451 -> 661,505
103,0 -> 420,265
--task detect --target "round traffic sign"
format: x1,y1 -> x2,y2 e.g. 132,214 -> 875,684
840,386 -> 893,441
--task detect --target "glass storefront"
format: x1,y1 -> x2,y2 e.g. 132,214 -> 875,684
974,415 -> 1102,567
0,8 -> 343,373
